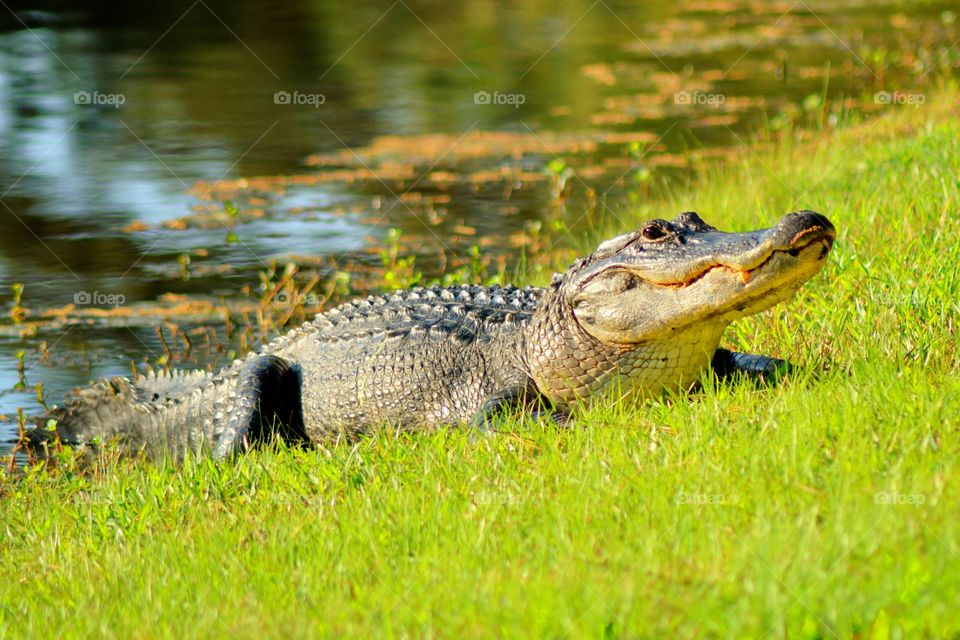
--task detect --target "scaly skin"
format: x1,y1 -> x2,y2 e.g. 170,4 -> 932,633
35,210 -> 836,461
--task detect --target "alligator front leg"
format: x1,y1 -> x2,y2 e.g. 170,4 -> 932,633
469,383 -> 565,430
212,355 -> 305,459
710,347 -> 792,385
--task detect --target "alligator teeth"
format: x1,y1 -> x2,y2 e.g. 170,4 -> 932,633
739,270 -> 752,284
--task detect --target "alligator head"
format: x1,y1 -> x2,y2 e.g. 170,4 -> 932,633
565,210 -> 835,343
528,210 -> 835,404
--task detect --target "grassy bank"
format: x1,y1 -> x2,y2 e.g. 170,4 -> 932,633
2,85 -> 959,638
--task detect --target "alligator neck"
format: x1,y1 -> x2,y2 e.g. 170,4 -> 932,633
524,287 -> 726,407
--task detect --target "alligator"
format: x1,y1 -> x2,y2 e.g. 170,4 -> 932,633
32,210 -> 835,461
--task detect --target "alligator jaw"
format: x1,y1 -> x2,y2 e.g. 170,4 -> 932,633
665,229 -> 836,290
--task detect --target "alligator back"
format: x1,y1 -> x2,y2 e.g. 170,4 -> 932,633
270,284 -> 543,438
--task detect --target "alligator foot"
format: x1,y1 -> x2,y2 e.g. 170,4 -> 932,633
468,384 -> 561,431
710,347 -> 792,387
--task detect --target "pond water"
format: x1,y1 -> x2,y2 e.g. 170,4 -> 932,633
0,0 -> 957,445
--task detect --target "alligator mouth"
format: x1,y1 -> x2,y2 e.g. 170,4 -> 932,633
718,229 -> 835,285
652,225 -> 836,289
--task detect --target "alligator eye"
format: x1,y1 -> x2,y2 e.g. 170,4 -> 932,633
641,224 -> 667,241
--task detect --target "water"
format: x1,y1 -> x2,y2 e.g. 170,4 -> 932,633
0,0 -> 957,444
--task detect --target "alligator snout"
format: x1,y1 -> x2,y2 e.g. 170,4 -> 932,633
778,210 -> 836,248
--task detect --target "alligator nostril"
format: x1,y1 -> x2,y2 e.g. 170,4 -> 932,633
795,210 -> 836,234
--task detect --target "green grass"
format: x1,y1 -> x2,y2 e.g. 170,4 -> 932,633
3,86 -> 960,638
